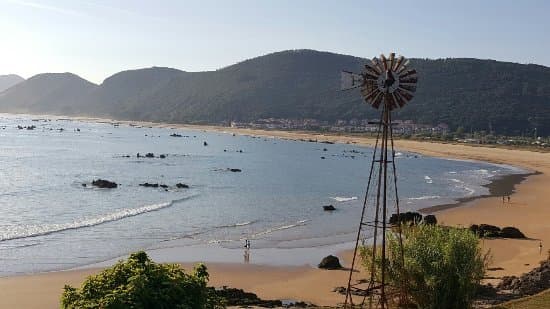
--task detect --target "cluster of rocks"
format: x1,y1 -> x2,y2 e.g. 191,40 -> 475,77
139,182 -> 189,189
136,152 -> 167,159
90,179 -> 118,188
498,260 -> 550,296
227,168 -> 242,172
469,224 -> 525,238
388,211 -> 437,226
212,287 -> 283,307
318,255 -> 342,269
17,125 -> 37,130
86,179 -> 189,190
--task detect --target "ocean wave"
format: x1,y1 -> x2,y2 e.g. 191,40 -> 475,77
330,196 -> 358,202
408,195 -> 441,200
250,220 -> 309,239
216,221 -> 256,228
0,198 -> 190,242
450,178 -> 463,183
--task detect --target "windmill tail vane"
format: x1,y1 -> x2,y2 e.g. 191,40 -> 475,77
340,53 -> 417,309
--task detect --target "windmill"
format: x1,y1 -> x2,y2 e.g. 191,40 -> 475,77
341,53 -> 418,308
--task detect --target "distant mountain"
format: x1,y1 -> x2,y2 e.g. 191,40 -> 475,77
0,73 -> 97,115
0,74 -> 25,92
0,50 -> 549,135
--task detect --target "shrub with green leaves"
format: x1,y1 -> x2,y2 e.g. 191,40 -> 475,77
360,225 -> 489,309
61,251 -> 223,309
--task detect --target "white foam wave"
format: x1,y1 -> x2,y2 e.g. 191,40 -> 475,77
424,176 -> 432,180
216,221 -> 256,228
450,178 -> 463,183
330,196 -> 358,202
250,220 -> 309,238
408,195 -> 441,200
0,200 -> 183,242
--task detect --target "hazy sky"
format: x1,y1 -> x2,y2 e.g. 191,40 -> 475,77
1,0 -> 549,83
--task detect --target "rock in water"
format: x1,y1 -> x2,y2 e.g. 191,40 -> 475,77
228,168 -> 242,172
91,179 -> 118,189
318,255 -> 342,269
323,205 -> 336,211
176,183 -> 189,188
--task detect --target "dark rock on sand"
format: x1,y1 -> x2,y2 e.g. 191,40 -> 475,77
423,214 -> 438,225
213,287 -> 282,307
389,211 -> 423,225
473,224 -> 501,237
318,255 -> 342,269
498,260 -> 550,296
500,226 -> 526,238
323,205 -> 336,211
92,179 -> 118,189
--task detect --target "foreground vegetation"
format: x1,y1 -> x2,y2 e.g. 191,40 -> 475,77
61,251 -> 222,308
360,225 -> 489,309
493,289 -> 550,309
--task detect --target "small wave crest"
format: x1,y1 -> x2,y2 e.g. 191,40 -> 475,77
0,198 -> 189,242
330,196 -> 358,202
216,221 -> 256,228
408,195 -> 441,200
250,220 -> 309,239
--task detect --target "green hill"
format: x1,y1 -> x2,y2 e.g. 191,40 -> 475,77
0,50 -> 548,135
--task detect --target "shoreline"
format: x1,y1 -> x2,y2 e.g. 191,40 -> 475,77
1,113 -> 549,307
419,171 -> 538,214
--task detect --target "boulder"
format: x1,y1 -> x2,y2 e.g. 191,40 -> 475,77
159,154 -> 166,159
500,227 -> 526,239
139,183 -> 159,188
228,168 -> 242,172
423,214 -> 438,225
323,205 -> 336,211
145,153 -> 154,158
478,224 -> 501,237
91,179 -> 118,189
318,255 -> 342,269
389,211 -> 423,225
176,183 -> 189,189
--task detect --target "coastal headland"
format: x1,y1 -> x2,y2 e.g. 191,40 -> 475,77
0,117 -> 549,308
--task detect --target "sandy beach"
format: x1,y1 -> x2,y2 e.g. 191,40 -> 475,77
1,122 -> 549,308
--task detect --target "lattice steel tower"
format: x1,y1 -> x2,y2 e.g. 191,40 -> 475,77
340,53 -> 418,308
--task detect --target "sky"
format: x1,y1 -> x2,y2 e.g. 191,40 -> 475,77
0,0 -> 549,84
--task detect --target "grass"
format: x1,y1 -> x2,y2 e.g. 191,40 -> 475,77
493,289 -> 550,309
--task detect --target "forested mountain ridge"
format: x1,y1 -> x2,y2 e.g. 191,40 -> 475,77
0,50 -> 548,135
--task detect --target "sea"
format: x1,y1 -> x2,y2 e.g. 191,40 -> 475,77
0,113 -> 526,275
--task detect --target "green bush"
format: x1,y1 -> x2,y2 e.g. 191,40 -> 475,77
360,225 -> 489,309
61,251 -> 223,309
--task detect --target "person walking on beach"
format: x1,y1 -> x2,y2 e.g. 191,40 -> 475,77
507,195 -> 511,203
502,196 -> 505,204
540,241 -> 543,255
